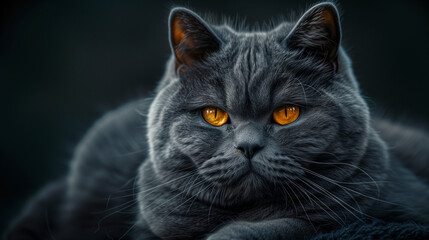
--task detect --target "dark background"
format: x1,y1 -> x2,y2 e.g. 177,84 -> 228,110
1,0 -> 428,234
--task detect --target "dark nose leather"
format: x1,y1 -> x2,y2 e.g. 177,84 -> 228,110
237,142 -> 264,159
234,122 -> 264,159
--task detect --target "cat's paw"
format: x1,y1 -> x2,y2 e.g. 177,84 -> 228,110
206,222 -> 261,240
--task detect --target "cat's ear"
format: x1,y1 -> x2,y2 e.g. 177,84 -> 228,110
285,2 -> 341,67
169,7 -> 221,72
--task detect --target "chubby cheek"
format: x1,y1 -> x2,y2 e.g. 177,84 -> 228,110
170,118 -> 223,162
273,110 -> 339,158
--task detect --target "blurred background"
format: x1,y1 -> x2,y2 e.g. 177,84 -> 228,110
1,0 -> 428,234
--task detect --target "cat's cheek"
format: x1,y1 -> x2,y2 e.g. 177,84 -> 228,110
270,114 -> 339,162
169,120 -> 223,160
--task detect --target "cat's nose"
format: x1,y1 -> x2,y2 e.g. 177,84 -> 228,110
234,122 -> 264,159
236,142 -> 264,160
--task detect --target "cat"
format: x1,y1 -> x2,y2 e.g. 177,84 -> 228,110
6,2 -> 429,240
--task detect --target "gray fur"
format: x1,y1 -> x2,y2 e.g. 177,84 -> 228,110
5,2 -> 429,240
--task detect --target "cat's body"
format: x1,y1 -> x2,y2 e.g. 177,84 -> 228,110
6,3 -> 429,240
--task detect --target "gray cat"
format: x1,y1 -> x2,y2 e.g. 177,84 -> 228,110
6,2 -> 429,240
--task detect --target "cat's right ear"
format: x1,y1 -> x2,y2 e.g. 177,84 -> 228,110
284,2 -> 341,70
169,8 -> 222,73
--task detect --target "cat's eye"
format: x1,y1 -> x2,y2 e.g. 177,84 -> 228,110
202,107 -> 229,126
273,105 -> 300,125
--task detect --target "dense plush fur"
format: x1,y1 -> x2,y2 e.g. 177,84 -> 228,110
6,2 -> 429,240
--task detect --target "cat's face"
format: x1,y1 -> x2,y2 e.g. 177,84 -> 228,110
147,3 -> 370,204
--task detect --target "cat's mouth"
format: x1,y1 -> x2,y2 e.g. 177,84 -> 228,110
197,153 -> 301,203
225,167 -> 271,193
239,167 -> 267,183
220,158 -> 268,187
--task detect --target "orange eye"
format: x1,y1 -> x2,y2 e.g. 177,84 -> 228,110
273,105 -> 300,125
202,107 -> 229,126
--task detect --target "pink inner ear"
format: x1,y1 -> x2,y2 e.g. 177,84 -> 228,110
320,9 -> 339,43
172,18 -> 186,64
171,17 -> 198,68
172,18 -> 185,47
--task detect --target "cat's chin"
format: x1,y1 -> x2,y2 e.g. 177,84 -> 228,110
209,171 -> 274,207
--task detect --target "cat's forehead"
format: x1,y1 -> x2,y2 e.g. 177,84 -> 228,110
180,27 -> 306,117
218,33 -> 289,117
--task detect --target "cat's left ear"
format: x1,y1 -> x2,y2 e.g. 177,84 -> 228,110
285,2 -> 341,68
169,8 -> 222,72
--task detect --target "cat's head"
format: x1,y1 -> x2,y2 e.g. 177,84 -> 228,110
146,2 -> 370,205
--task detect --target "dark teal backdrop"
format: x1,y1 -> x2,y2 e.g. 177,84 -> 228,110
1,0 -> 428,234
